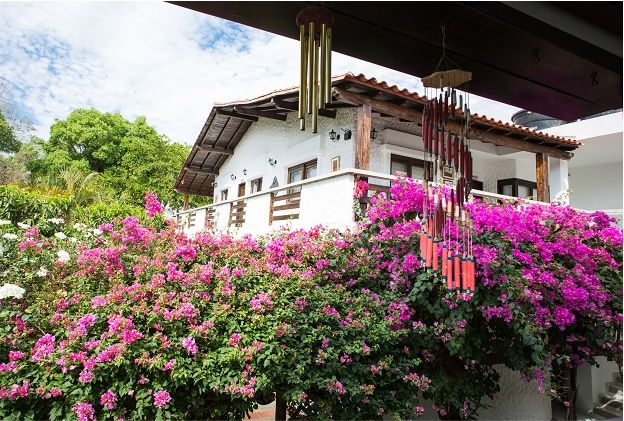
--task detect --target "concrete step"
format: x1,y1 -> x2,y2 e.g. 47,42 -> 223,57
594,403 -> 623,420
600,394 -> 623,409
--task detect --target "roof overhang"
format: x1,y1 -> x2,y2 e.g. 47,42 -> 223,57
174,73 -> 580,197
171,1 -> 622,122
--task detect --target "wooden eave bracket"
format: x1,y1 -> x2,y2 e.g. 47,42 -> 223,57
196,145 -> 235,155
271,98 -> 337,118
184,166 -> 219,176
233,106 -> 287,121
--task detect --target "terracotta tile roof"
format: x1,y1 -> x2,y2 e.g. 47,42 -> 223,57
216,72 -> 580,149
339,73 -> 580,148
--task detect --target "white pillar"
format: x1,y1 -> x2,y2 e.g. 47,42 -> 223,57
549,158 -> 569,204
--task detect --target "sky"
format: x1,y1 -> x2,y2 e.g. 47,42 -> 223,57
0,1 -> 522,145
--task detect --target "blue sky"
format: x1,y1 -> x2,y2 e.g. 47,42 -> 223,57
0,2 -> 521,145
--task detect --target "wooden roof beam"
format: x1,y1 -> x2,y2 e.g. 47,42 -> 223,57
196,145 -> 234,155
271,99 -> 337,118
184,166 -> 219,176
233,106 -> 287,121
334,88 -> 573,160
215,109 -> 258,121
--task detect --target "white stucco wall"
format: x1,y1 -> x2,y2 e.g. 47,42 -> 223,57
213,109 -> 356,202
478,366 -> 552,420
542,111 -> 623,212
569,162 -> 623,211
414,366 -> 551,420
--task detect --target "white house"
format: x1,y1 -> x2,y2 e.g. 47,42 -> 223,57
173,74 -> 621,419
174,73 -> 579,237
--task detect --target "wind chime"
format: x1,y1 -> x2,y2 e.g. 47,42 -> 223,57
419,26 -> 476,293
296,6 -> 334,133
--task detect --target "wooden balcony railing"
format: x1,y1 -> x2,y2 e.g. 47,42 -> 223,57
174,168 -> 618,235
269,190 -> 301,225
205,207 -> 216,228
229,200 -> 246,227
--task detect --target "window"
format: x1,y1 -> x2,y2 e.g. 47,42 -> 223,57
250,178 -> 263,193
471,179 -> 484,191
220,189 -> 228,202
288,159 -> 317,184
497,178 -> 537,199
288,159 -> 317,194
331,156 -> 340,172
390,154 -> 429,180
238,183 -> 246,198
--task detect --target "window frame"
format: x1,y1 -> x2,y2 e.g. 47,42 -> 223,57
497,178 -> 538,199
219,188 -> 228,202
250,177 -> 263,194
288,159 -> 318,184
390,154 -> 431,179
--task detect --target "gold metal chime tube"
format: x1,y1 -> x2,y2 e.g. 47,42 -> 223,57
296,7 -> 334,133
312,35 -> 319,133
324,27 -> 332,106
307,22 -> 314,116
299,24 -> 307,130
319,23 -> 327,109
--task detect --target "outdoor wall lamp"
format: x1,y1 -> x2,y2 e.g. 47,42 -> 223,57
243,169 -> 247,176
329,129 -> 352,142
370,127 -> 378,140
212,181 -> 218,187
230,174 -> 236,181
268,157 -> 277,166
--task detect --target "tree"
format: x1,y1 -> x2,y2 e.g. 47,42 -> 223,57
0,85 -> 32,153
46,109 -> 130,173
0,156 -> 27,185
31,108 -> 203,209
0,111 -> 20,153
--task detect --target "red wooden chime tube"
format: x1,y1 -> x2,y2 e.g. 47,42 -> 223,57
441,245 -> 448,279
432,241 -> 439,271
453,253 -> 461,290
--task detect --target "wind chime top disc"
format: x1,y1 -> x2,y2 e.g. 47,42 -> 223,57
421,69 -> 472,89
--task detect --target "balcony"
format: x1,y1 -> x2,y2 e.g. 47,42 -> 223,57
174,169 -> 622,236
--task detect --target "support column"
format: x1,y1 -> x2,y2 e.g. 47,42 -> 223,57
183,192 -> 189,210
355,104 -> 371,170
549,157 -> 569,204
536,153 -> 550,202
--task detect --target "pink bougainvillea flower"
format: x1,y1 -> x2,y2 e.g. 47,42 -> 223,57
100,389 -> 117,410
144,191 -> 163,217
72,402 -> 95,421
153,390 -> 172,408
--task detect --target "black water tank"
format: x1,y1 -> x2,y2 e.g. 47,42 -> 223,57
511,110 -> 566,131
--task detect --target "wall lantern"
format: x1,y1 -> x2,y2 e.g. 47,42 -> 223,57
212,181 -> 218,187
370,127 -> 378,140
268,157 -> 278,166
230,174 -> 237,181
329,128 -> 352,142
243,169 -> 247,176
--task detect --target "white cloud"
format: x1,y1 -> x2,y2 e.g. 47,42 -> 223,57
0,2 -> 521,145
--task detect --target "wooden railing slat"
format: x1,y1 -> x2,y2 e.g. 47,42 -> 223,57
271,191 -> 301,201
271,203 -> 301,212
271,214 -> 300,221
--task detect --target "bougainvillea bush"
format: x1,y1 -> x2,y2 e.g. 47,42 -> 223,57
0,183 -> 621,420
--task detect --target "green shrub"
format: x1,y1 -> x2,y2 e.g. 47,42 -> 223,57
0,185 -> 72,226
75,202 -> 146,226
